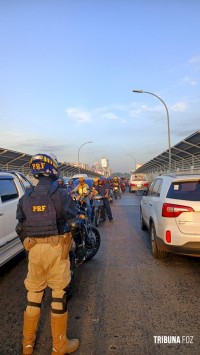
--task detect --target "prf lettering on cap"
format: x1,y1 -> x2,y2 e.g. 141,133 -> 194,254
31,162 -> 45,170
32,205 -> 46,212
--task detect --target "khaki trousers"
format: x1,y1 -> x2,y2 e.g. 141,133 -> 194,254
24,236 -> 71,314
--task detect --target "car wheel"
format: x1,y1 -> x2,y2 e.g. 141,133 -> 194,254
140,208 -> 147,231
150,222 -> 169,258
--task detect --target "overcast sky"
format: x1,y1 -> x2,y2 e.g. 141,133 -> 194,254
0,0 -> 200,173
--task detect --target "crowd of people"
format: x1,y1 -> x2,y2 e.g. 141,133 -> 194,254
58,175 -> 129,224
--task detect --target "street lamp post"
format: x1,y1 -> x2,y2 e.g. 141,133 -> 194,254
78,141 -> 93,174
126,153 -> 136,171
132,90 -> 171,171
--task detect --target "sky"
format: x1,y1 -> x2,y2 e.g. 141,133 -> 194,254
0,0 -> 200,173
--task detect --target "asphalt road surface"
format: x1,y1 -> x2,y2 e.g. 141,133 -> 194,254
1,191 -> 200,355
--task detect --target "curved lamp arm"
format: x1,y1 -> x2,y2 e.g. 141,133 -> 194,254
132,90 -> 171,171
78,141 -> 93,173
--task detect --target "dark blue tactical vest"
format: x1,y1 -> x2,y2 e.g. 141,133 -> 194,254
23,184 -> 59,237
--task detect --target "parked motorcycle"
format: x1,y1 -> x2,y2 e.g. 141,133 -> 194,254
67,195 -> 101,297
93,195 -> 106,227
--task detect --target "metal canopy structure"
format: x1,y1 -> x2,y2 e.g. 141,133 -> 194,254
0,148 -> 100,178
135,130 -> 200,174
1,130 -> 200,177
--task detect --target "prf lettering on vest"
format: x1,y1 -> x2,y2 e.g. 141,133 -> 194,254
32,205 -> 46,212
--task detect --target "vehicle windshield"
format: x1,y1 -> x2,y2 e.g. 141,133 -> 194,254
166,181 -> 200,201
130,174 -> 147,182
133,177 -> 147,181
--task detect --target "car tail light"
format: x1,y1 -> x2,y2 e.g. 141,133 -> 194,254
143,183 -> 149,187
165,230 -> 171,243
130,183 -> 136,186
162,203 -> 194,218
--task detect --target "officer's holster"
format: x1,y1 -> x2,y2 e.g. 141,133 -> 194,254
60,233 -> 73,260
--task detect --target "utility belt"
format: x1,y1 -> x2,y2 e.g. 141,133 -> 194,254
23,233 -> 73,259
33,234 -> 67,243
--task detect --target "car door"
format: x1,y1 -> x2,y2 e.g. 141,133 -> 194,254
0,177 -> 19,246
141,180 -> 156,224
149,178 -> 163,231
0,198 -> 5,239
142,179 -> 163,226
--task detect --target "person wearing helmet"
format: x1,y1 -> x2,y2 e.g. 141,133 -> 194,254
112,176 -> 122,196
106,177 -> 113,203
90,177 -> 100,222
67,178 -> 75,194
95,177 -> 114,223
16,153 -> 79,355
113,176 -> 120,187
57,176 -> 67,189
93,177 -> 99,185
71,176 -> 92,217
90,177 -> 99,196
72,176 -> 90,195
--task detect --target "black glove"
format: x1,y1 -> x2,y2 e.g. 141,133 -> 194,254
15,222 -> 26,242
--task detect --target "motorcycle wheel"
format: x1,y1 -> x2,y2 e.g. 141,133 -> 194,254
94,208 -> 100,227
85,227 -> 101,262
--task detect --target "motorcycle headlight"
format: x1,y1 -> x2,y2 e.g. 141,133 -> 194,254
79,214 -> 86,219
70,221 -> 80,231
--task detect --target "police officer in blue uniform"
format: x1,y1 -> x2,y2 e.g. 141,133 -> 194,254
16,153 -> 79,355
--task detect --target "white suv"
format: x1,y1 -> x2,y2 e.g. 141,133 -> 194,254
140,174 -> 200,258
0,171 -> 32,266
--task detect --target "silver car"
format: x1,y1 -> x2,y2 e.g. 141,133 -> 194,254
0,171 -> 32,266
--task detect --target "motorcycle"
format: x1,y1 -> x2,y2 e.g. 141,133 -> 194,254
113,186 -> 121,199
67,195 -> 101,297
121,182 -> 126,193
92,195 -> 106,227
